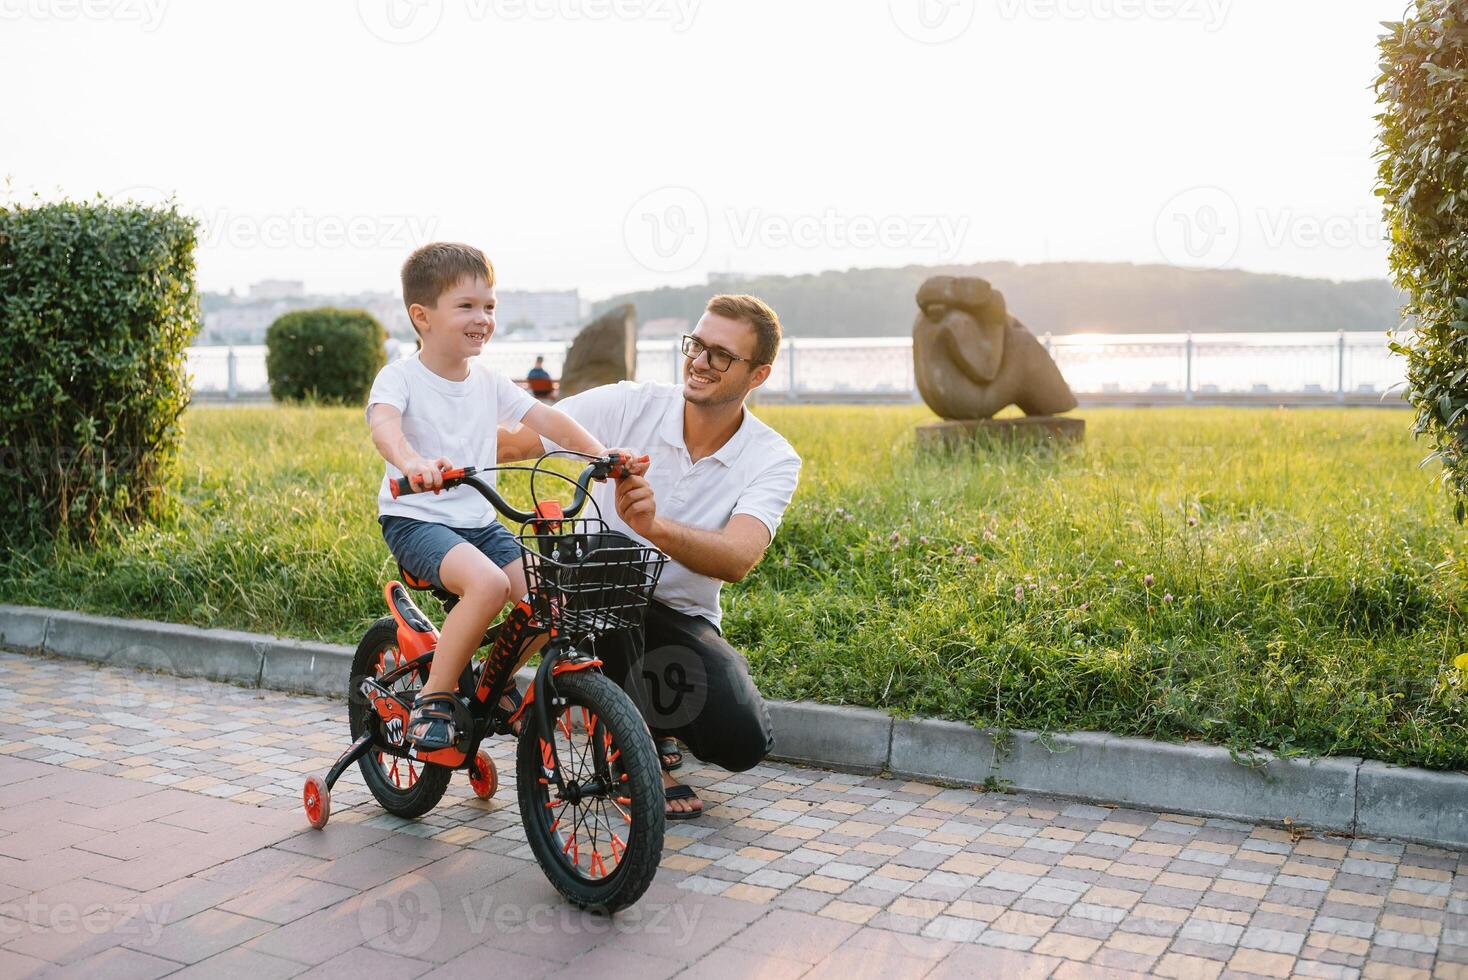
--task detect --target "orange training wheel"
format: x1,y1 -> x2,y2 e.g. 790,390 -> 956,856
303,774 -> 331,829
469,750 -> 497,800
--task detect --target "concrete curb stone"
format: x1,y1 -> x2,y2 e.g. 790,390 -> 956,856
3,603 -> 1465,849
768,701 -> 892,774
1356,760 -> 1468,850
259,640 -> 356,698
0,604 -> 49,653
44,609 -> 268,687
889,720 -> 1360,833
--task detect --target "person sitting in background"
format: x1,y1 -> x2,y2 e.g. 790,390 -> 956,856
526,355 -> 555,400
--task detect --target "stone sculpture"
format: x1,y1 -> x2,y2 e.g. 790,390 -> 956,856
558,304 -> 636,399
911,276 -> 1082,445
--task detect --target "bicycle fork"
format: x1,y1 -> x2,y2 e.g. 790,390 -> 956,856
512,638 -> 605,798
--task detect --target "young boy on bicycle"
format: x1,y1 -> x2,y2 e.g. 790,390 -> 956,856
366,242 -> 643,751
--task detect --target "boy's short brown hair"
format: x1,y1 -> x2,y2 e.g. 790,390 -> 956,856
401,243 -> 495,330
706,294 -> 781,365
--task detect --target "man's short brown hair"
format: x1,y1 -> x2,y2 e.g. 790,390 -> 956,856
401,243 -> 495,329
706,294 -> 781,365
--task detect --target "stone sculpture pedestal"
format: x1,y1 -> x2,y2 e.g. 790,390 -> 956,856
916,416 -> 1085,450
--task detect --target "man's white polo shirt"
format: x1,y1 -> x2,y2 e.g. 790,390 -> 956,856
542,380 -> 801,630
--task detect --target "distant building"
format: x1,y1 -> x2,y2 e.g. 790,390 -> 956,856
338,293 -> 415,340
199,288 -> 413,345
249,280 -> 305,301
198,285 -> 579,345
496,290 -> 580,334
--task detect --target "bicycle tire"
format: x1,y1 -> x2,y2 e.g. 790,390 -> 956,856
516,670 -> 665,911
349,617 -> 452,818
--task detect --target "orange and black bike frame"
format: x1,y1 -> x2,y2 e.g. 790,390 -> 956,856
368,583 -> 548,770
367,580 -> 605,790
353,454 -> 644,795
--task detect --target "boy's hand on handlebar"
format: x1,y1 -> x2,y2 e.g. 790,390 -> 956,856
404,456 -> 452,494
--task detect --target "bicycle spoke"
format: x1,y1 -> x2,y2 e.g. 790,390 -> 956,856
368,643 -> 428,792
565,796 -> 589,867
572,716 -> 593,776
568,723 -> 592,872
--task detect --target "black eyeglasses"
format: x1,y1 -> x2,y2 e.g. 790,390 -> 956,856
681,335 -> 758,373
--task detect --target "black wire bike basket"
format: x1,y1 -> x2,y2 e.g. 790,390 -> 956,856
518,519 -> 667,639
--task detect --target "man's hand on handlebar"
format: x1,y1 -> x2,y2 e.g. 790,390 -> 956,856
404,456 -> 453,494
601,448 -> 650,482
613,472 -> 658,538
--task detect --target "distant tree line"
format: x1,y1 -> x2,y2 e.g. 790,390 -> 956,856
595,261 -> 1405,336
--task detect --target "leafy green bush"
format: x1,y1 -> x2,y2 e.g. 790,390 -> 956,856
0,198 -> 199,544
1377,2 -> 1468,519
266,308 -> 387,404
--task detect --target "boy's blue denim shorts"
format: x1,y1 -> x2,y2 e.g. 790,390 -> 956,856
379,516 -> 523,592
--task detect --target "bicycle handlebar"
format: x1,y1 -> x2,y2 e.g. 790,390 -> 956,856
388,451 -> 648,525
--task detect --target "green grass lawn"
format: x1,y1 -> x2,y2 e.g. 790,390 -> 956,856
5,403 -> 1466,770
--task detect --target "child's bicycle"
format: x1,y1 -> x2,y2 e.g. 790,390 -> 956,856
302,451 -> 669,911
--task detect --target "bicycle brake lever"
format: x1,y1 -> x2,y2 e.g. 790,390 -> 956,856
604,453 -> 650,480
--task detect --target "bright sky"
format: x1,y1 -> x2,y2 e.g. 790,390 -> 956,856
1,0 -> 1402,298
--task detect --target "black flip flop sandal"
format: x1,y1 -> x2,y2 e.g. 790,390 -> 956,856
657,737 -> 684,772
665,783 -> 702,821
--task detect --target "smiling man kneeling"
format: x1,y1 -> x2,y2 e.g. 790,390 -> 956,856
499,294 -> 801,820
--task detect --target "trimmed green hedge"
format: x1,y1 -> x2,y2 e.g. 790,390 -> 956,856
1378,2 -> 1468,519
265,307 -> 387,405
0,198 -> 199,544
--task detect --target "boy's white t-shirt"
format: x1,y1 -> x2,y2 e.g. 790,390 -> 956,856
368,353 -> 536,527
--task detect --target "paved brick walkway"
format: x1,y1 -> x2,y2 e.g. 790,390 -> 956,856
0,649 -> 1465,978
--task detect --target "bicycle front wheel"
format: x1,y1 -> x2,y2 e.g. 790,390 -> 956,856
516,670 -> 665,911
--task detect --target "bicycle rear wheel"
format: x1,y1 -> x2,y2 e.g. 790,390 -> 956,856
350,618 -> 452,818
516,670 -> 665,911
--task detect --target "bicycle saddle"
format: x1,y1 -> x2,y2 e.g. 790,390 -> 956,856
397,563 -> 457,608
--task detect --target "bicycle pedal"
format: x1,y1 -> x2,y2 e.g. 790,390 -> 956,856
408,744 -> 468,767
